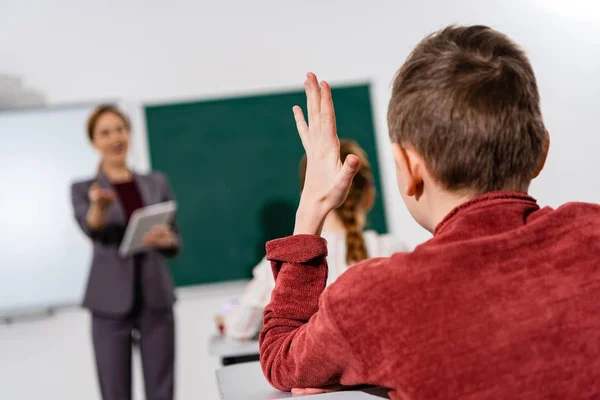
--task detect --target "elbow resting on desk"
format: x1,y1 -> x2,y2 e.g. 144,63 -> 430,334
259,302 -> 355,392
258,235 -> 364,392
259,330 -> 320,392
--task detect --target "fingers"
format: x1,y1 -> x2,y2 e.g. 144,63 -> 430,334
152,224 -> 171,233
145,225 -> 175,249
90,184 -> 113,197
336,154 -> 361,191
292,106 -> 309,139
302,74 -> 337,143
291,388 -> 327,395
96,190 -> 115,207
305,72 -> 321,127
99,189 -> 115,200
343,154 -> 361,176
143,229 -> 165,247
148,226 -> 166,239
150,225 -> 174,242
142,232 -> 153,245
145,226 -> 162,239
291,385 -> 346,395
320,80 -> 336,138
89,183 -> 100,200
90,184 -> 114,206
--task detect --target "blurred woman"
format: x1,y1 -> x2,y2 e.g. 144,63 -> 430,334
71,105 -> 180,400
224,139 -> 407,340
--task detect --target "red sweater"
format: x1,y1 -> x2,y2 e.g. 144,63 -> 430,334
259,192 -> 600,399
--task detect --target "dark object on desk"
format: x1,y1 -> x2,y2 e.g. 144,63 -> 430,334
222,353 -> 260,366
209,335 -> 260,366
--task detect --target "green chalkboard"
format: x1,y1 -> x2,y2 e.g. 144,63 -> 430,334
145,84 -> 387,286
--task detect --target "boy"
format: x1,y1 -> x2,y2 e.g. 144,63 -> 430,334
259,25 -> 600,399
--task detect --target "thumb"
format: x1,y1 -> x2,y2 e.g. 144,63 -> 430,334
338,154 -> 361,188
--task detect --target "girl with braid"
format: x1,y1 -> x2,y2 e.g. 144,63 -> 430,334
222,139 -> 408,340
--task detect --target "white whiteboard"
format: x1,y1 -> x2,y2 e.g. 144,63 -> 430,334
0,106 -> 99,314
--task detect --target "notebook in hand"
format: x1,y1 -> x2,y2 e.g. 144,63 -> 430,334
118,201 -> 177,258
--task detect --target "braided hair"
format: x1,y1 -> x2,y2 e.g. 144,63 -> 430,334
299,139 -> 374,264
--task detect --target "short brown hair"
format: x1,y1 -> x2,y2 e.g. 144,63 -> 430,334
387,25 -> 547,193
300,139 -> 374,264
87,105 -> 130,141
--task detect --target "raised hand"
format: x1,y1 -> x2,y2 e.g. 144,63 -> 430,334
88,183 -> 115,209
293,72 -> 361,235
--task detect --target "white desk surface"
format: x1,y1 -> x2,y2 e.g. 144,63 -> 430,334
215,361 -> 389,400
209,335 -> 260,358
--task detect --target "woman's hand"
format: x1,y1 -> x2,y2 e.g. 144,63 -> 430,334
86,183 -> 115,230
143,224 -> 177,249
293,72 -> 361,235
88,183 -> 115,209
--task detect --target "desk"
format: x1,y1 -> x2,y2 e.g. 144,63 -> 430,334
209,335 -> 260,366
215,361 -> 389,400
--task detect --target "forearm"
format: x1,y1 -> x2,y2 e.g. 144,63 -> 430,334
260,235 -> 359,391
293,200 -> 329,236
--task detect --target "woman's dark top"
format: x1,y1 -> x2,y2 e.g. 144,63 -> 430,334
112,181 -> 144,317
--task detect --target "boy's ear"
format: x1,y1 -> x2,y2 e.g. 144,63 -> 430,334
391,143 -> 423,197
533,130 -> 550,179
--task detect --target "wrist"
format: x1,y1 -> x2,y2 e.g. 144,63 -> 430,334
294,200 -> 330,236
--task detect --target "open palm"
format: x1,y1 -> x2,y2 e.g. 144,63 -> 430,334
293,72 -> 361,235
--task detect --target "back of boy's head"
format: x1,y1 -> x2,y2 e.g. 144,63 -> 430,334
300,139 -> 374,264
387,25 -> 548,194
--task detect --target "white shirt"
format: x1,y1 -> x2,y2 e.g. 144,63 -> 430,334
224,230 -> 408,340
